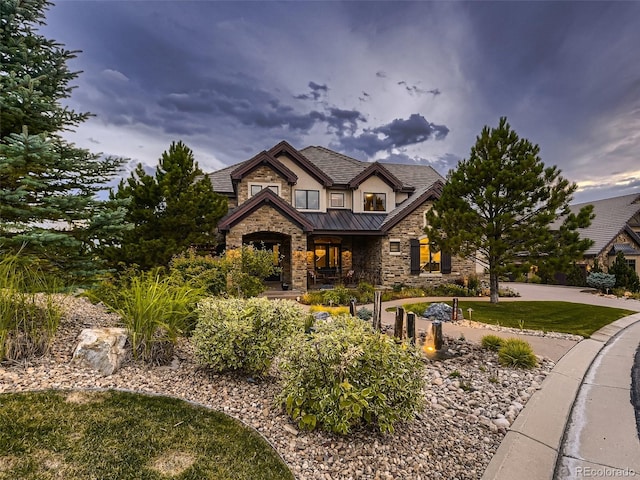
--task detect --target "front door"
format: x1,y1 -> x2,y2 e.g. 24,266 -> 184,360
315,243 -> 341,281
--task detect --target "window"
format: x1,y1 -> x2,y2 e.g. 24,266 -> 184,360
295,190 -> 320,209
420,238 -> 441,273
364,192 -> 386,211
249,184 -> 279,197
626,259 -> 637,271
330,192 -> 345,208
389,240 -> 401,253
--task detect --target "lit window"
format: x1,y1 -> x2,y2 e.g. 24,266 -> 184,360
295,190 -> 320,209
364,192 -> 386,211
390,241 -> 401,253
330,193 -> 345,208
420,238 -> 441,273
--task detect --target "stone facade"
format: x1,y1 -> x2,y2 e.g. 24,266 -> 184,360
225,204 -> 307,290
381,201 -> 476,288
592,230 -> 640,276
237,166 -> 292,205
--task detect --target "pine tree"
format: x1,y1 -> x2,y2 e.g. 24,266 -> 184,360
0,0 -> 129,285
108,141 -> 228,269
426,117 -> 593,303
609,252 -> 640,293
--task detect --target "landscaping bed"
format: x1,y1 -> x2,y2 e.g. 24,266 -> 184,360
0,296 -> 556,480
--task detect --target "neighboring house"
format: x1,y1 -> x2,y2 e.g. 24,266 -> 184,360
207,141 -> 475,291
565,193 -> 640,277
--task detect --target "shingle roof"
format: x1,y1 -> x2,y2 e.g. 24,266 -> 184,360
381,181 -> 444,231
303,210 -> 386,234
559,193 -> 640,256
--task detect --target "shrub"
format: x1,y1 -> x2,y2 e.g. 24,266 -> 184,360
107,271 -> 202,363
309,305 -> 350,317
278,315 -> 425,435
609,252 -> 640,293
169,248 -> 227,296
356,282 -> 375,303
356,307 -> 373,321
587,272 -> 616,293
497,338 -> 537,369
481,335 -> 504,351
0,254 -> 62,361
193,297 -> 306,376
300,291 -> 324,305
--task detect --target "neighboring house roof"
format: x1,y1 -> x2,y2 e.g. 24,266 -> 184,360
304,210 -> 386,235
560,193 -> 640,256
218,188 -> 314,232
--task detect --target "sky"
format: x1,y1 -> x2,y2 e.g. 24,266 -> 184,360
40,0 -> 640,203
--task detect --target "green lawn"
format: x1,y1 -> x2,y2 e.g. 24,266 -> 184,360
0,390 -> 293,480
391,301 -> 635,338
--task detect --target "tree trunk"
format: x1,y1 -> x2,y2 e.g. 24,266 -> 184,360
489,269 -> 500,303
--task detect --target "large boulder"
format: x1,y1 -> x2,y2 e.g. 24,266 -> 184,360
422,303 -> 463,322
72,328 -> 129,376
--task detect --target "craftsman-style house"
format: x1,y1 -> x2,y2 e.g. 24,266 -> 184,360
208,141 -> 475,291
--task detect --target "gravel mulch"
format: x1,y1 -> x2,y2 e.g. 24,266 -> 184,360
0,296 -> 557,480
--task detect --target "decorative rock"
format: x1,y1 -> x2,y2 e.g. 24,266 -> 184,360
422,303 -> 463,322
72,328 -> 128,376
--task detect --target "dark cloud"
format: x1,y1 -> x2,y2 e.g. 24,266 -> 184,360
376,71 -> 387,78
398,81 -> 440,97
358,91 -> 371,102
334,114 -> 449,156
325,108 -> 367,137
380,152 -> 460,174
295,81 -> 329,101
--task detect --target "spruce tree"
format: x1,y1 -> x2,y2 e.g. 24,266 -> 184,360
108,141 -> 228,269
426,117 -> 593,303
0,0 -> 129,285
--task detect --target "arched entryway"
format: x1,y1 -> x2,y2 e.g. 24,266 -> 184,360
243,231 -> 292,285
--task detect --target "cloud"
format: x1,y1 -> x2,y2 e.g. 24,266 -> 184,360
333,114 -> 450,156
376,71 -> 387,78
325,108 -> 367,136
295,81 -> 329,101
380,152 -> 460,174
397,81 -> 440,97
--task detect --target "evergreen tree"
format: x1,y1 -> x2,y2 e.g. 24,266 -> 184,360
108,141 -> 228,269
426,117 -> 593,303
609,252 -> 640,293
0,0 -> 129,285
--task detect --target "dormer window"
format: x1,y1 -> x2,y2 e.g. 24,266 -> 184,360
364,192 -> 386,212
295,189 -> 320,210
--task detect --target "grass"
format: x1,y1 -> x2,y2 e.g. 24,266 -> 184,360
394,301 -> 635,337
0,390 -> 294,480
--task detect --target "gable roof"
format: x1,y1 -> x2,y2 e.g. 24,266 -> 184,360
230,151 -> 298,184
218,187 -> 314,232
381,180 -> 444,232
268,141 -> 333,187
347,161 -> 405,191
561,193 -> 640,256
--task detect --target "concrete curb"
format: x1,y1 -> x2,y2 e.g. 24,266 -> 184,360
481,313 -> 640,480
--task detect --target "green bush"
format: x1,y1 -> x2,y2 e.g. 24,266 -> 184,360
321,285 -> 352,306
587,272 -> 616,293
609,252 -> 640,293
497,338 -> 537,369
193,297 -> 306,376
278,315 -> 425,435
356,282 -> 375,303
481,334 -> 504,351
106,271 -> 202,363
169,248 -> 227,296
0,254 -> 62,361
356,307 -> 373,321
300,291 -> 324,305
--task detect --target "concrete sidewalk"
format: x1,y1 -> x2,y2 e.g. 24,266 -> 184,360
482,310 -> 640,480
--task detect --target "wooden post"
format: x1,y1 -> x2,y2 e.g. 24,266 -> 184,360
349,298 -> 357,317
407,312 -> 416,345
394,306 -> 405,339
373,291 -> 382,331
451,298 -> 459,321
432,321 -> 443,350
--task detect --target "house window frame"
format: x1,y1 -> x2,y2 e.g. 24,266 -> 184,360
249,183 -> 280,198
389,239 -> 401,255
419,236 -> 441,275
330,192 -> 345,208
294,189 -> 320,210
363,192 -> 386,212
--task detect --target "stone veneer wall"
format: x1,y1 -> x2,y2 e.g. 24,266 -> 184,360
237,166 -> 292,204
224,204 -> 307,290
352,237 -> 383,285
381,203 -> 476,288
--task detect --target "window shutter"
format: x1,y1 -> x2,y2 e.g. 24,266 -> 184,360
410,239 -> 420,274
441,252 -> 452,274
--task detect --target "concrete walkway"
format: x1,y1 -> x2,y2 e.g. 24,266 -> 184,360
480,284 -> 640,480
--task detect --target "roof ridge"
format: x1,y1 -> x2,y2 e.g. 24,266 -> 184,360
301,145 -> 366,166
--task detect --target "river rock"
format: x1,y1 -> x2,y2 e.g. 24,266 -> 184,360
72,328 -> 129,376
